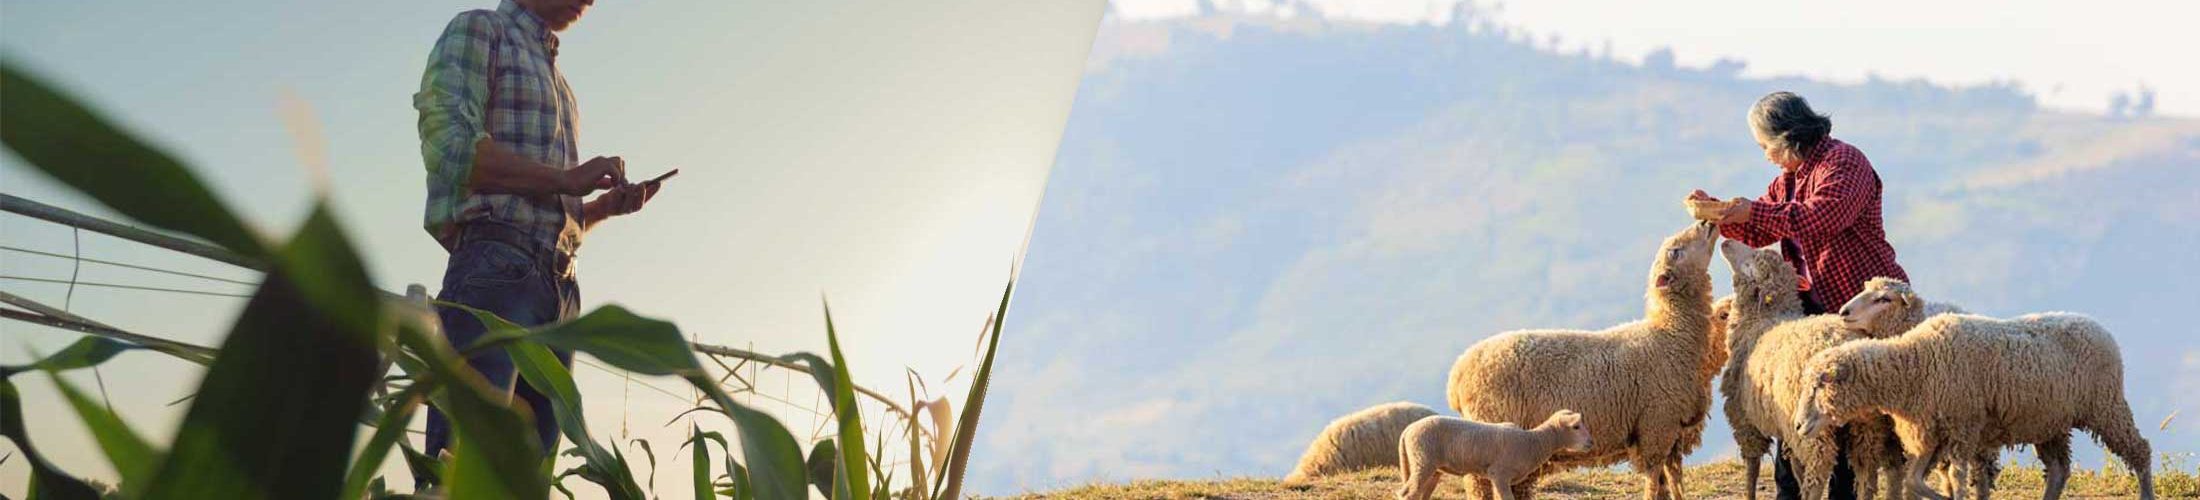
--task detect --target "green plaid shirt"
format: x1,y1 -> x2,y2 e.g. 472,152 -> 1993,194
414,0 -> 582,253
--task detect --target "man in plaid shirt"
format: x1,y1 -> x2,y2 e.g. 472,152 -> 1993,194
413,0 -> 663,475
1693,92 -> 1905,500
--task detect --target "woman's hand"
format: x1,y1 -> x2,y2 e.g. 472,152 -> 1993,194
1720,198 -> 1753,224
1687,189 -> 1719,202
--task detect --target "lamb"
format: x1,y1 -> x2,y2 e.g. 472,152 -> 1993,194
1285,401 -> 1442,482
1446,223 -> 1721,500
1794,312 -> 2157,500
1396,410 -> 1596,500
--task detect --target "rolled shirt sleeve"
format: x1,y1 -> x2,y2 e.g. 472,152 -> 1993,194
1743,149 -> 1872,242
1718,182 -> 1785,247
414,12 -> 498,246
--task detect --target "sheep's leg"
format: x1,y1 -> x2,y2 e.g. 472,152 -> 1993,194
1742,452 -> 1764,500
1666,457 -> 1689,500
1510,468 -> 1545,500
1635,455 -> 1672,500
1904,442 -> 1951,500
1489,472 -> 1521,500
2037,435 -> 2071,500
1739,431 -> 1771,500
2087,402 -> 2156,500
1467,472 -> 1498,500
1969,450 -> 2000,500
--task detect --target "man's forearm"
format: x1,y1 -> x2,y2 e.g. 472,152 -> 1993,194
466,138 -> 570,197
580,197 -> 612,230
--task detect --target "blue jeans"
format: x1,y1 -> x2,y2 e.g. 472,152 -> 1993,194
422,224 -> 579,468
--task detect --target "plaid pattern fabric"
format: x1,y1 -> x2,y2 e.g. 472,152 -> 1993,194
414,0 -> 582,253
1720,137 -> 1909,308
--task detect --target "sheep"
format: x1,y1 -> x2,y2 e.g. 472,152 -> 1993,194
1794,312 -> 2157,500
1285,401 -> 1442,482
1714,239 -> 1910,500
1833,277 -> 1968,340
1446,222 -> 1721,500
1396,410 -> 1596,500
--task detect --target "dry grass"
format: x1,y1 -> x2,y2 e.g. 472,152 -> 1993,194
1002,458 -> 2200,499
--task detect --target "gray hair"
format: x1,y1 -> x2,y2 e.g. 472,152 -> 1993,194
1748,92 -> 1833,159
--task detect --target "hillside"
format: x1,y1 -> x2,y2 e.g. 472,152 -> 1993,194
1005,461 -> 2200,499
974,7 -> 2200,494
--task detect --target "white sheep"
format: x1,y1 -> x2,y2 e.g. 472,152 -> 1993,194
1795,312 -> 2157,500
1714,240 -> 1911,500
1396,410 -> 1595,500
1447,223 -> 1722,500
1286,401 -> 1442,482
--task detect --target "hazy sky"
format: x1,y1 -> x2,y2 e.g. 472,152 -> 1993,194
1,1 -> 1103,497
1116,0 -> 2200,117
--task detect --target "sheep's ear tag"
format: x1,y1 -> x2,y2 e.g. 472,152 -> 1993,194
1762,294 -> 1775,307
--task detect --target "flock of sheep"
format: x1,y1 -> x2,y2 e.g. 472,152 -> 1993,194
1283,223 -> 2158,500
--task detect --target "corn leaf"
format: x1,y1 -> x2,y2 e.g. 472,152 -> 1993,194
43,366 -> 159,496
0,379 -> 103,499
0,337 -> 136,377
141,206 -> 382,500
340,383 -> 429,500
687,425 -> 716,500
686,377 -> 808,500
510,341 -> 647,499
0,62 -> 267,260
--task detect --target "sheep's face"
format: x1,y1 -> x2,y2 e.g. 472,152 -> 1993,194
1653,223 -> 1718,291
1542,409 -> 1594,452
1839,277 -> 1917,336
1795,354 -> 1872,438
1719,240 -> 1798,315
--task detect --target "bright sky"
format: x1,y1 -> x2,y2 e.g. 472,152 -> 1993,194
1116,0 -> 2200,117
1,1 -> 1103,497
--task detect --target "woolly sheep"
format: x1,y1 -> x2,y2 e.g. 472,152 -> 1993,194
1447,223 -> 1721,500
1794,312 -> 2156,500
1834,277 -> 1967,339
1396,410 -> 1595,500
1716,240 -> 1910,500
1286,401 -> 1442,482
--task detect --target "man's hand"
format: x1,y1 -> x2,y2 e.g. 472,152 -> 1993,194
1687,189 -> 1719,202
559,156 -> 629,196
581,178 -> 663,229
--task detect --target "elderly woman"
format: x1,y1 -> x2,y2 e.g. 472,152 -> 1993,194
1690,91 -> 1907,500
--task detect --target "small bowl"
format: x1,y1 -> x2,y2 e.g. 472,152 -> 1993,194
1684,199 -> 1736,221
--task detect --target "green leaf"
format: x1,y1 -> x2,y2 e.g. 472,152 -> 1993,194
688,425 -> 716,500
509,341 -> 646,499
0,378 -> 104,499
341,383 -> 429,500
141,205 -> 383,500
445,302 -> 700,377
44,366 -> 159,496
938,278 -> 1014,500
822,302 -> 872,500
533,305 -> 700,376
806,440 -> 838,499
0,337 -> 136,377
684,377 -> 808,500
0,61 -> 268,260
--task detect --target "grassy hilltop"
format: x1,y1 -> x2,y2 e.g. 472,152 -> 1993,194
1007,460 -> 2200,499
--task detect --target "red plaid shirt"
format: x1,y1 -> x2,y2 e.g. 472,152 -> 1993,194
1721,137 -> 1908,308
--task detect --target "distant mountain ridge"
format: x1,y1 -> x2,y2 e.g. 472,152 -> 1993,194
975,11 -> 2200,495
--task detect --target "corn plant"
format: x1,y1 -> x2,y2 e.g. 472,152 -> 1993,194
1,61 -> 1016,500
